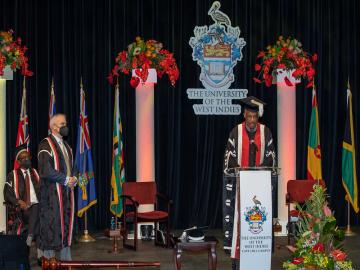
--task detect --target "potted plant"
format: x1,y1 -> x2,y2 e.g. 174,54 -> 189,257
0,29 -> 32,77
253,36 -> 317,88
283,184 -> 354,270
108,37 -> 179,88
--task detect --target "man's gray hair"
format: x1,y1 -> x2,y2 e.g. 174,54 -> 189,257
49,113 -> 66,130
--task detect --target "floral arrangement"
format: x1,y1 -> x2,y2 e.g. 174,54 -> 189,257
108,37 -> 179,88
253,36 -> 317,88
283,184 -> 354,270
0,29 -> 33,77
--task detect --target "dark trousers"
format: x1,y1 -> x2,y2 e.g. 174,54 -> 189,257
232,259 -> 239,270
22,204 -> 40,247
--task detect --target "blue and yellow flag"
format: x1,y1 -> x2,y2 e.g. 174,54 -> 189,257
110,82 -> 126,217
75,81 -> 97,217
342,87 -> 359,213
307,87 -> 323,180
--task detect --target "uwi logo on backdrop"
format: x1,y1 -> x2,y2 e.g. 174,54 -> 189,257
244,196 -> 268,234
188,1 -> 248,115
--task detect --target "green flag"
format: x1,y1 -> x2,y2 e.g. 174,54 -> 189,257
307,87 -> 323,180
342,87 -> 359,213
110,82 -> 126,216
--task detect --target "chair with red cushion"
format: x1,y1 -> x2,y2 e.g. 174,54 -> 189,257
3,202 -> 23,235
121,181 -> 172,251
286,179 -> 326,244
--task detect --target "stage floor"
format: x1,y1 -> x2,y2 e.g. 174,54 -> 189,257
30,228 -> 360,269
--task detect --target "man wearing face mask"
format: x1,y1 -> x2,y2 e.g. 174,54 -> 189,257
37,113 -> 77,260
3,144 -> 42,264
223,97 -> 276,270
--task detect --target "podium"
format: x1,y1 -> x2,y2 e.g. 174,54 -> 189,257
224,167 -> 276,270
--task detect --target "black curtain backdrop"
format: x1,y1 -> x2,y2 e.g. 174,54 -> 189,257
1,0 -> 359,230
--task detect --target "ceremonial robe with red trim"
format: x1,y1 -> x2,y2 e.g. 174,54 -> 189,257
222,123 -> 276,259
37,134 -> 75,250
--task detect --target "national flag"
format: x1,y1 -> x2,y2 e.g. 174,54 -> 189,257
74,81 -> 97,217
14,77 -> 29,169
48,78 -> 56,134
342,87 -> 359,213
307,87 -> 323,180
110,82 -> 126,217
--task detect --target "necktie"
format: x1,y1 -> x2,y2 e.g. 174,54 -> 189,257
25,171 -> 31,205
60,141 -> 71,177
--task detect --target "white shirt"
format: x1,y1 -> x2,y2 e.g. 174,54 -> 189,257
21,168 -> 38,204
52,134 -> 69,158
52,133 -> 72,186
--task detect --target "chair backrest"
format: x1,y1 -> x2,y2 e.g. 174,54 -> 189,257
122,182 -> 157,205
287,179 -> 326,203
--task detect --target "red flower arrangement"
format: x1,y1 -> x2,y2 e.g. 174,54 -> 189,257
253,36 -> 317,88
108,37 -> 179,88
0,30 -> 33,77
331,249 -> 348,262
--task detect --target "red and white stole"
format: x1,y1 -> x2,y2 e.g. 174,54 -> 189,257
231,123 -> 265,259
45,136 -> 75,247
12,168 -> 39,235
12,168 -> 40,199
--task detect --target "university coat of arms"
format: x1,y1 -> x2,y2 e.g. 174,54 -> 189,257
189,1 -> 246,91
244,196 -> 268,234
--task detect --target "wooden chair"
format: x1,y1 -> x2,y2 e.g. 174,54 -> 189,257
121,182 -> 172,251
286,179 -> 326,244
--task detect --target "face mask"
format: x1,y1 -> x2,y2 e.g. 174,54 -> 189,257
21,159 -> 31,169
59,126 -> 69,137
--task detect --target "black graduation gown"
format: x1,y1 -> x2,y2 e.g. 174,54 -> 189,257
4,169 -> 40,206
222,123 -> 276,257
3,169 -> 41,235
37,134 -> 75,251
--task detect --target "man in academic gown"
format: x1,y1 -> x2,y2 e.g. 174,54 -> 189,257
3,145 -> 42,263
222,97 -> 276,270
37,113 -> 77,260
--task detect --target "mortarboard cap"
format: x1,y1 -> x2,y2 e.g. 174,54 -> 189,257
240,96 -> 266,117
14,144 -> 28,161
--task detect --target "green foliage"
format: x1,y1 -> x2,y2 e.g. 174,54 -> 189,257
283,184 -> 354,270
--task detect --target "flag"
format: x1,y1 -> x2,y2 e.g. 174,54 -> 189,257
74,81 -> 97,217
48,78 -> 56,134
110,82 -> 125,217
307,87 -> 323,180
14,78 -> 29,169
342,87 -> 359,213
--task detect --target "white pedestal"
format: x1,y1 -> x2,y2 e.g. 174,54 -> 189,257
0,66 -> 13,233
133,69 -> 157,213
274,69 -> 299,235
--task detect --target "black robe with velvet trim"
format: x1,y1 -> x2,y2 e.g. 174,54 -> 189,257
4,169 -> 40,206
37,134 -> 74,251
222,123 -> 276,257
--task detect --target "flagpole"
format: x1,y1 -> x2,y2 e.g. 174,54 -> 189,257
344,80 -> 356,236
78,211 -> 96,242
344,199 -> 355,236
78,77 -> 96,243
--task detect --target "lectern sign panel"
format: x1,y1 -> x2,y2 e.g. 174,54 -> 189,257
239,170 -> 272,270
